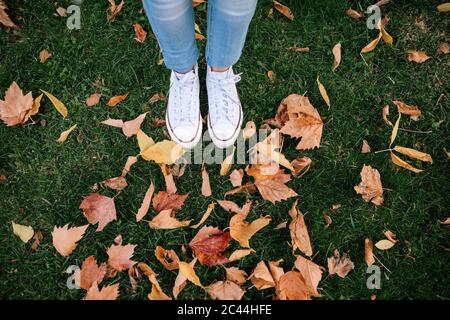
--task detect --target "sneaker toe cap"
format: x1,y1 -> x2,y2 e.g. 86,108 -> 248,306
172,125 -> 199,143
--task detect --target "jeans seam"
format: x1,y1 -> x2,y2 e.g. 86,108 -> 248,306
206,0 -> 215,67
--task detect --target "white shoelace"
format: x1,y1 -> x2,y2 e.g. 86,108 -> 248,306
209,73 -> 242,124
170,72 -> 197,126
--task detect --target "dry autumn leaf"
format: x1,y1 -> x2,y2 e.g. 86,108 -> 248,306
121,155 -> 138,176
190,226 -> 230,266
384,230 -> 398,243
138,262 -> 172,300
155,246 -> 180,270
225,267 -> 248,285
79,256 -> 107,291
85,282 -> 119,300
365,238 -> 375,267
390,113 -> 401,147
392,100 -> 421,120
102,113 -> 147,138
201,162 -> 212,197
437,42 -> 449,55
437,3 -> 450,12
149,209 -> 191,229
278,94 -> 323,150
57,124 -> 77,143
228,248 -> 255,262
316,77 -> 331,108
375,239 -> 395,250
152,191 -> 188,213
229,210 -> 271,248
107,243 -> 137,271
220,146 -> 235,176
354,165 -> 384,206
291,156 -> 312,176
0,0 -> 18,28
191,203 -> 215,229
248,261 -> 275,290
173,258 -> 195,298
140,140 -> 185,165
332,43 -> 341,72
327,249 -> 354,278
273,0 -> 294,20
346,8 -> 364,19
393,146 -> 433,163
136,182 -> 154,222
293,255 -> 323,298
41,90 -> 68,118
178,259 -> 203,288
382,104 -> 393,126
277,271 -> 310,300
439,217 -> 450,225
407,50 -> 430,63
160,164 -> 177,194
288,200 -> 313,256
107,0 -> 124,22
52,224 -> 88,256
242,121 -> 256,140
107,93 -> 128,107
361,139 -> 371,153
133,23 -> 147,43
39,49 -> 52,63
12,222 -> 34,243
86,93 -> 102,107
290,46 -> 310,53
0,81 -> 34,126
229,169 -> 244,187
390,152 -> 423,173
80,193 -> 117,231
207,281 -> 245,300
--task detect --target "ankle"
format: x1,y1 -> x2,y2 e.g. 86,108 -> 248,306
210,66 -> 230,73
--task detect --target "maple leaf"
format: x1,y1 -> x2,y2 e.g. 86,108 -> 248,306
246,164 -> 297,204
248,261 -> 277,290
173,259 -> 197,298
107,243 -> 137,272
154,246 -> 180,270
294,255 -> 323,298
101,176 -> 128,191
327,249 -> 354,278
268,259 -> 285,285
80,193 -> 117,231
217,200 -> 252,215
288,200 -> 313,256
189,226 -> 231,266
278,94 -> 323,150
228,249 -> 255,262
79,256 -> 107,290
354,165 -> 384,206
276,271 -> 309,300
207,281 -> 245,300
0,81 -> 34,126
225,267 -> 248,285
138,263 -> 172,300
149,209 -> 191,229
291,156 -> 312,176
152,191 -> 188,213
52,224 -> 88,257
229,209 -> 271,248
84,282 -> 119,300
178,259 -> 204,289
251,129 -> 293,171
140,140 -> 185,165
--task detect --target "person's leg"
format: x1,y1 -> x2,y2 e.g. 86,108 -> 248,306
143,0 -> 202,149
143,0 -> 198,72
205,0 -> 257,149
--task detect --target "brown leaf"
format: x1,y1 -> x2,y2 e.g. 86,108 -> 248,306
346,8 -> 364,19
154,246 -> 180,270
136,182 -> 155,222
52,224 -> 88,257
293,255 -> 323,297
86,93 -> 102,107
225,267 -> 248,285
224,183 -> 257,196
384,230 -> 398,243
133,23 -> 147,43
121,156 -> 138,176
0,81 -> 34,126
31,230 -> 43,251
148,92 -> 166,104
246,164 -> 297,203
217,200 -> 251,215
152,191 -> 188,213
273,0 -> 294,20
393,100 -> 422,120
230,210 -> 271,248
160,164 -> 177,194
437,3 -> 450,12
0,0 -> 18,28
101,176 -> 128,191
332,43 -> 341,72
361,139 -> 371,153
290,46 -> 310,53
278,94 -> 323,150
107,93 -> 128,107
382,105 -> 393,126
229,169 -> 244,187
80,193 -> 117,231
79,256 -> 107,290
207,281 -> 245,300
85,282 -> 119,300
323,213 -> 332,228
277,271 -> 309,300
248,261 -> 275,290
138,262 -> 172,300
190,226 -> 230,266
291,156 -> 312,176
173,259 -> 197,298
39,49 -> 52,63
288,200 -> 313,256
327,249 -> 354,278
407,50 -> 430,63
390,152 -> 423,173
191,203 -> 215,229
439,217 -> 450,225
57,124 -> 77,143
201,162 -> 212,197
149,209 -> 191,229
354,165 -> 384,206
107,243 -> 136,271
365,238 -> 375,267
437,42 -> 449,55
107,0 -> 124,22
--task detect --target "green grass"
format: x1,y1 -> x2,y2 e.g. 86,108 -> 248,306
0,0 -> 449,300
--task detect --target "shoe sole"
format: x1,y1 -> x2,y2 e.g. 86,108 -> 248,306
165,112 -> 202,150
207,106 -> 243,149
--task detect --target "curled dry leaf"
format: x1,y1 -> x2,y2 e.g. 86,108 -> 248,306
346,8 -> 364,19
361,32 -> 382,53
31,230 -> 43,251
291,156 -> 312,176
57,124 -> 77,143
290,46 -> 310,53
251,129 -> 293,171
249,261 -> 275,290
107,93 -> 128,107
39,49 -> 52,63
390,152 -> 423,173
375,239 -> 395,250
361,139 -> 371,153
230,210 -> 271,248
390,113 -> 401,147
437,42 -> 449,55
79,256 -> 107,290
332,43 -> 341,72
384,230 -> 398,243
277,271 -> 310,300
41,90 -> 68,118
189,226 -> 230,266
107,243 -> 137,271
107,0 -> 124,22
323,213 -> 332,228
268,260 -> 284,285
169,160 -> 187,177
155,246 -> 180,270
178,259 -> 203,288
407,50 -> 430,63
354,165 -> 384,206
243,121 -> 256,140
393,100 -> 421,120
225,267 -> 248,285
152,191 -> 188,213
365,238 -> 375,267
201,162 -> 212,197
316,77 -> 331,108
0,81 -> 34,126
86,93 -> 101,107
220,146 -> 235,176
229,169 -> 244,187
121,156 -> 138,177
207,281 -> 245,300
80,193 -> 117,231
228,249 -> 255,262
224,183 -> 257,197
133,23 -> 147,43
160,164 -> 177,194
327,249 -> 354,278
137,130 -> 155,152
52,224 -> 88,256
85,282 -> 119,300
136,182 -> 154,222
191,203 -> 215,229
217,200 -> 251,215
148,92 -> 166,104
138,263 -> 171,300
393,146 -> 432,163
382,105 -> 393,126
173,259 -> 195,298
0,0 -> 18,27
437,3 -> 450,12
12,222 -> 34,243
140,140 -> 185,165
278,94 -> 323,150
101,176 -> 128,191
439,217 -> 450,225
273,0 -> 294,20
56,7 -> 67,17
149,209 -> 191,229
288,200 -> 313,256
293,255 -> 323,298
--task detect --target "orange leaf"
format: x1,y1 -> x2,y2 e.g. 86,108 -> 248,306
288,200 -> 313,256
191,203 -> 215,229
229,169 -> 244,187
230,210 -> 271,248
84,282 -> 119,300
80,193 -> 117,231
136,182 -> 155,222
56,124 -> 77,143
407,50 -> 430,63
327,249 -> 354,278
393,146 -> 433,163
354,165 -> 384,205
273,0 -> 294,20
293,255 -> 323,298
207,281 -> 245,300
346,8 -> 364,19
361,32 -> 382,53
86,93 -> 101,107
39,49 -> 52,63
152,191 -> 188,213
390,152 -> 423,173
101,176 -> 128,191
107,243 -> 136,271
79,256 -> 107,290
392,100 -> 421,120
52,224 -> 88,256
225,267 -> 248,285
107,93 -> 128,107
133,23 -> 147,43
248,261 -> 275,290
107,0 -> 124,22
160,164 -> 177,194
154,246 -> 180,270
149,209 -> 191,229
277,271 -> 310,300
0,81 -> 34,126
364,238 -> 375,267
332,43 -> 341,72
201,162 -> 212,197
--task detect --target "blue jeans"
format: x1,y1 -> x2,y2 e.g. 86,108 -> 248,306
143,0 -> 258,73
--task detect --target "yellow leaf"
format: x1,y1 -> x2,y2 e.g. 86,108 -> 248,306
361,32 -> 382,53
316,77 -> 331,108
437,3 -> 450,12
242,121 -> 256,141
389,113 -> 401,147
390,152 -> 423,173
393,146 -> 433,163
220,146 -> 235,176
191,203 -> 215,229
137,130 -> 155,152
228,249 -> 255,262
12,222 -> 34,243
29,93 -> 43,116
178,259 -> 203,289
375,239 -> 395,250
40,90 -> 68,118
140,140 -> 185,165
57,124 -> 77,143
380,24 -> 393,45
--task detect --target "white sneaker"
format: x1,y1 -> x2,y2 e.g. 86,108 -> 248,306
206,66 -> 243,149
165,65 -> 202,149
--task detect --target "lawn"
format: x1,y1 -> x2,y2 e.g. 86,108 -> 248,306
0,0 -> 449,300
